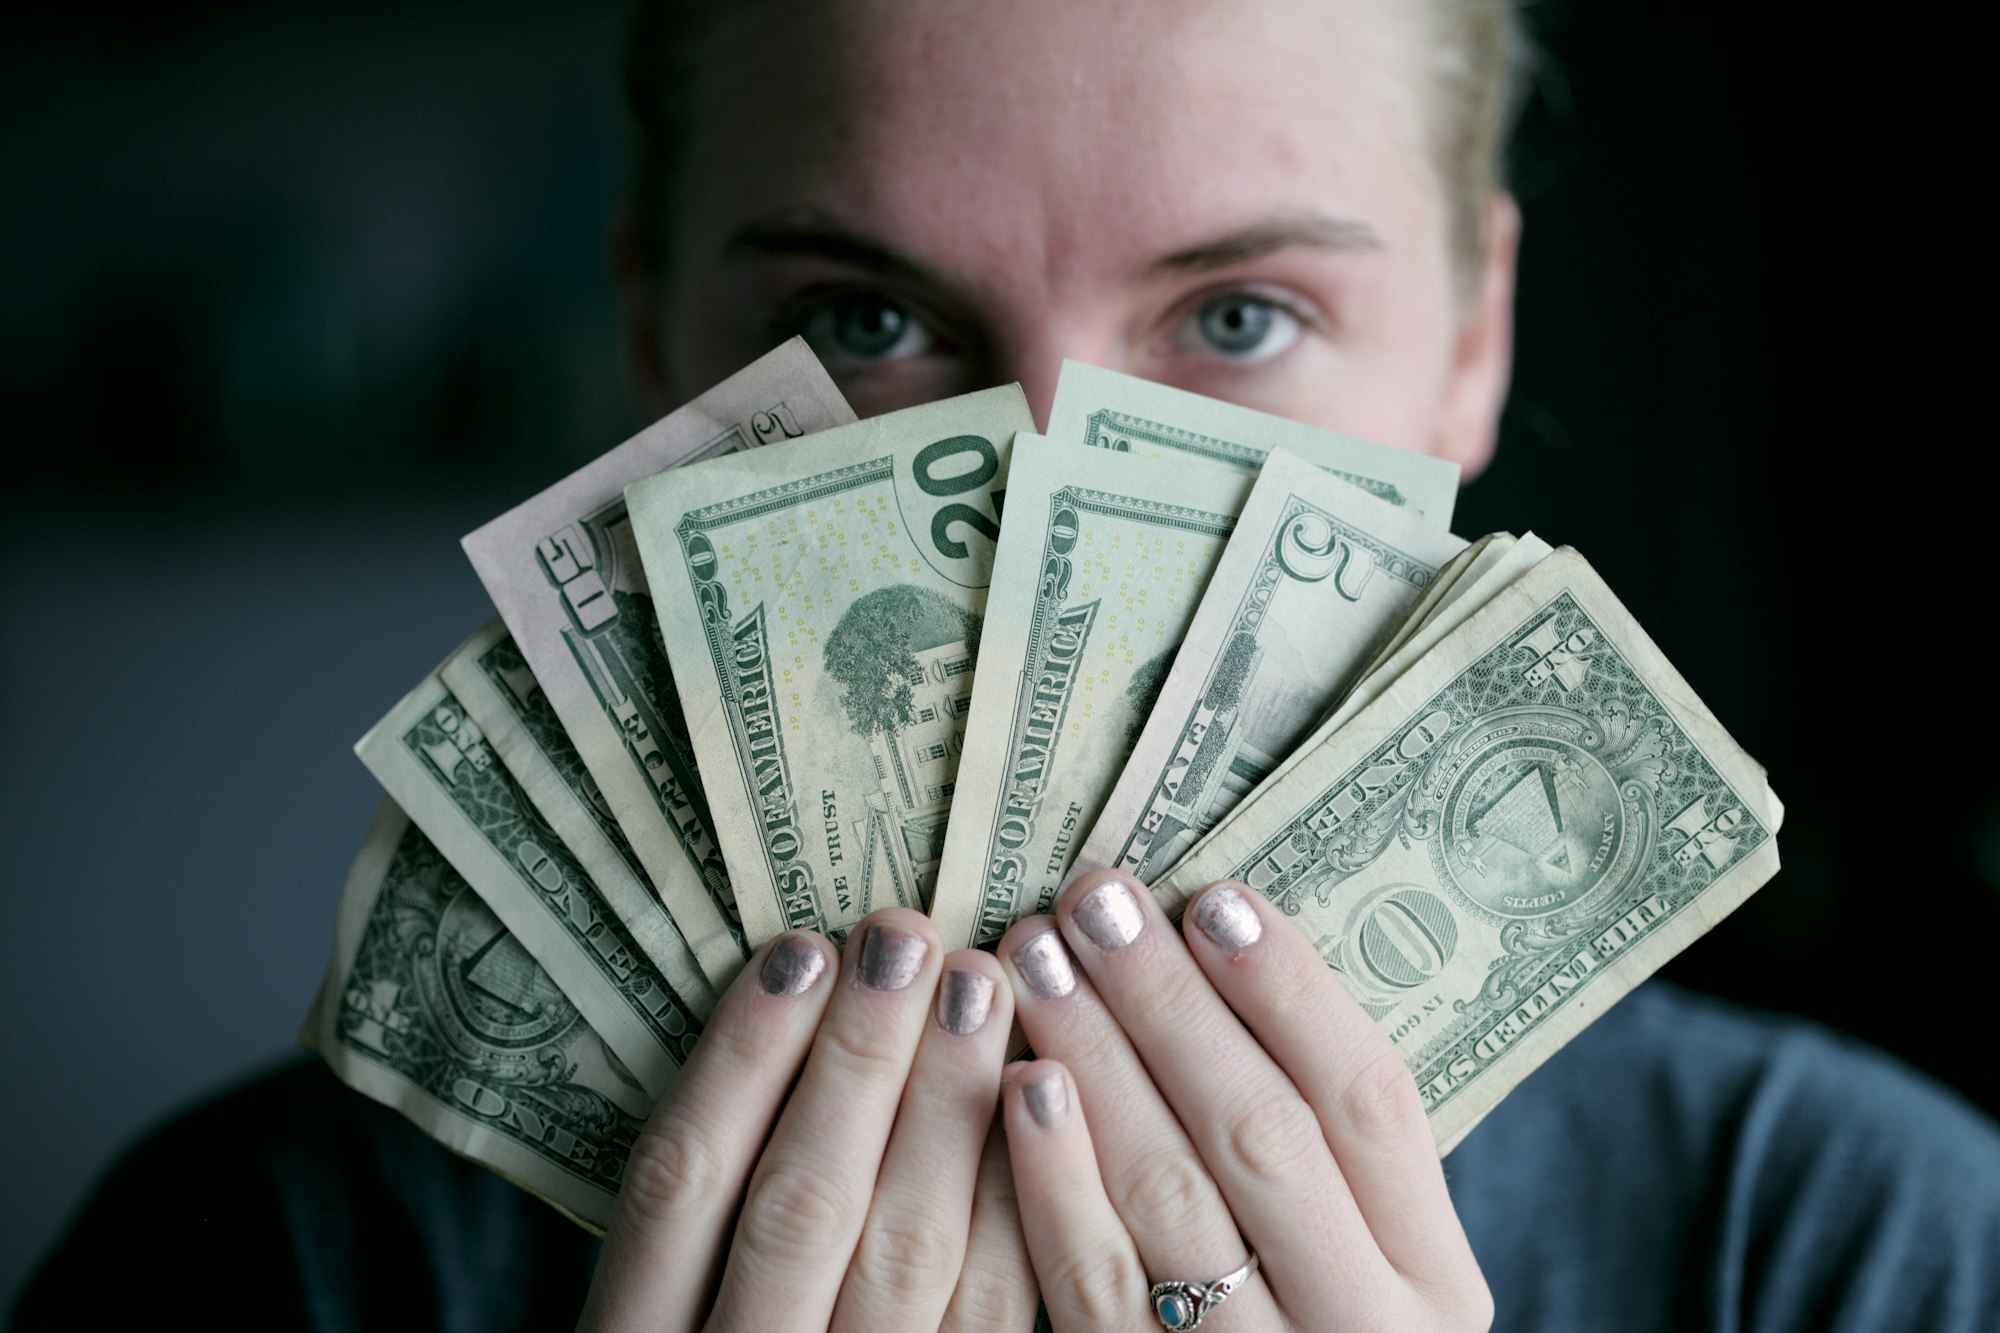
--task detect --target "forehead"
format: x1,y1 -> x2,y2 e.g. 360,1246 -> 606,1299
670,0 -> 1440,274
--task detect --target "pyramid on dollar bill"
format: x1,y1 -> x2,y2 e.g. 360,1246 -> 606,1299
301,340 -> 1780,1227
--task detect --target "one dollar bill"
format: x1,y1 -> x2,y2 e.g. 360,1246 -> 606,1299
439,619 -> 718,1018
1155,548 -> 1780,1151
303,800 -> 649,1232
357,627 -> 706,1098
462,339 -> 855,987
629,387 -> 1033,947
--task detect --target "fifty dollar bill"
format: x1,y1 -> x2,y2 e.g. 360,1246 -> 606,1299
462,339 -> 854,987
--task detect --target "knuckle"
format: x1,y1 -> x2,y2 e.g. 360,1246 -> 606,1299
942,1259 -> 1035,1331
847,1208 -> 961,1306
618,1115 -> 726,1230
1337,1047 -> 1426,1147
1042,1247 -> 1149,1326
1218,1091 -> 1325,1190
735,1159 -> 854,1264
819,1011 -> 914,1083
1116,1145 -> 1217,1239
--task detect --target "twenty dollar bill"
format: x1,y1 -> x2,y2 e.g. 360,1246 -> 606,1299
629,387 -> 1033,947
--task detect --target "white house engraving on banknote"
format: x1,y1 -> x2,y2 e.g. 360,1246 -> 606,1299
1196,584 -> 1773,1124
673,453 -> 990,933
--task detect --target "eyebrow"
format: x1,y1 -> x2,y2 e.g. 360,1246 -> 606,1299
725,213 -> 951,291
722,208 -> 1383,288
1145,214 -> 1384,275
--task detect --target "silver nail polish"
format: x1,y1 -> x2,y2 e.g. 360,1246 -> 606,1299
1024,1072 -> 1069,1129
1072,877 -> 1145,952
1011,929 -> 1076,999
936,969 -> 995,1036
760,935 -> 826,996
1193,883 -> 1263,952
859,924 -> 928,991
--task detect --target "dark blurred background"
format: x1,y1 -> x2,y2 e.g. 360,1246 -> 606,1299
3,0 -> 1989,1309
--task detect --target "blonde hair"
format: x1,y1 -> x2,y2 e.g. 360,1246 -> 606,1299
624,0 -> 1528,278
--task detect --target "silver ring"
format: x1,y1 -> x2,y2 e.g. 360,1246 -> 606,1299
1150,1249 -> 1258,1329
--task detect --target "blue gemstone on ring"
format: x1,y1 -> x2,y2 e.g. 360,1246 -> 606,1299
1157,1292 -> 1191,1327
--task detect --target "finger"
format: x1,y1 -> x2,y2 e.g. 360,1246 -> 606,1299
1184,880 -> 1479,1291
999,918 -> 1282,1326
1055,869 -> 1375,1296
832,950 -> 1015,1332
940,1112 -> 1040,1333
708,909 -> 943,1330
1002,1060 -> 1154,1331
581,931 -> 836,1333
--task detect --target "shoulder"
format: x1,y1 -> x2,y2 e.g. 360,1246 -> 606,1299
13,1060 -> 596,1332
1448,982 -> 2000,1333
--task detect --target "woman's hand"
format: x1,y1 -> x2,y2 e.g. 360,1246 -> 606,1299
997,870 -> 1494,1331
577,906 -> 1037,1332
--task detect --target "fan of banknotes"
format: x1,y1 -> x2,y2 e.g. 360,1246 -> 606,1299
301,339 -> 1782,1230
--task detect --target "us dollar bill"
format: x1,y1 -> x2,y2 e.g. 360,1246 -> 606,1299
1078,448 -> 1467,883
929,434 -> 1251,950
462,339 -> 855,987
438,618 -> 718,1014
303,799 -> 649,1232
628,387 -> 1033,947
357,628 -> 706,1097
1046,361 -> 1461,529
1154,548 -> 1780,1151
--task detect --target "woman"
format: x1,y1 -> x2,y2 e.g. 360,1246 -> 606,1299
19,1 -> 2000,1330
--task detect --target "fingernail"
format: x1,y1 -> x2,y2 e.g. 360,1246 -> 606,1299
1023,1072 -> 1069,1129
936,968 -> 996,1035
858,923 -> 928,991
1072,876 -> 1146,952
1193,883 -> 1263,952
759,934 -> 826,996
1011,929 -> 1077,999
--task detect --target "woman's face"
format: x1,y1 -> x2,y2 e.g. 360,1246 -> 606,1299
631,0 -> 1517,477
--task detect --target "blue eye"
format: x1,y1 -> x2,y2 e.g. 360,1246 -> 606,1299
800,293 -> 936,363
1181,293 -> 1303,362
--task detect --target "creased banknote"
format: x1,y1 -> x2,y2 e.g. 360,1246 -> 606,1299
1079,447 -> 1467,883
462,339 -> 855,987
304,799 -> 649,1232
628,387 -> 1033,947
1155,548 -> 1780,1151
1046,360 -> 1461,529
439,619 -> 718,1015
929,434 -> 1250,950
357,629 -> 706,1097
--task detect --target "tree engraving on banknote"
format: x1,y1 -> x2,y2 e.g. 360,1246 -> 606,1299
323,808 -> 646,1225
